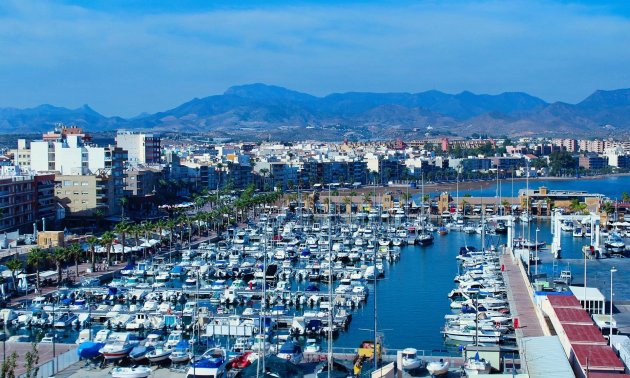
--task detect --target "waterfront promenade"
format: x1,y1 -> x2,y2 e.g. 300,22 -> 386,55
501,253 -> 546,338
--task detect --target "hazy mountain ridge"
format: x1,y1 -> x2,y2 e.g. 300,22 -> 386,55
1,84 -> 629,139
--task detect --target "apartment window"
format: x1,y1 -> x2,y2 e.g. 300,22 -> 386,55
74,182 -> 80,186
82,192 -> 89,195
63,180 -> 72,186
81,200 -> 88,204
73,191 -> 79,195
82,182 -> 89,186
65,191 -> 71,195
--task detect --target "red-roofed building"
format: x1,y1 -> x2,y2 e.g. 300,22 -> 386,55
556,308 -> 596,325
563,324 -> 608,345
547,294 -> 582,309
570,344 -> 625,377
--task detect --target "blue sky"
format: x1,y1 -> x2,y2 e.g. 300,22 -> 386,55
1,0 -> 630,117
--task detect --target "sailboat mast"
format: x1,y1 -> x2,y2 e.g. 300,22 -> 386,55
327,197 -> 335,372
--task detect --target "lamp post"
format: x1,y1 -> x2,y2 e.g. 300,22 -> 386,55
535,228 -> 540,276
610,266 -> 617,341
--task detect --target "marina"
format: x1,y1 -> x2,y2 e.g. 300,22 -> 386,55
0,179 -> 629,377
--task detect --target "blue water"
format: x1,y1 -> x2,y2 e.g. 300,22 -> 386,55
429,175 -> 630,200
335,173 -> 630,353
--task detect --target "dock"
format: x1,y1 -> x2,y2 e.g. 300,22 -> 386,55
500,252 -> 546,339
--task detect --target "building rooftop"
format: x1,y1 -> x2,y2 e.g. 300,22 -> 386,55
521,336 -> 574,378
570,286 -> 606,302
555,307 -> 597,325
547,293 -> 583,309
571,344 -> 625,371
563,324 -> 608,345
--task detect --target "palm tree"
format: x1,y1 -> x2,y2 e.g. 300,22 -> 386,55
114,222 -> 130,259
570,199 -> 588,214
50,247 -> 67,285
26,248 -> 45,289
86,236 -> 99,272
363,193 -> 372,206
100,231 -> 116,266
67,243 -> 82,278
119,196 -> 129,220
6,258 -> 22,292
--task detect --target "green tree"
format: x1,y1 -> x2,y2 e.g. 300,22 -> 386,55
549,151 -> 576,175
1,351 -> 17,378
26,248 -> 46,290
49,247 -> 67,285
622,192 -> 630,203
531,157 -> 548,169
86,236 -> 99,273
23,343 -> 39,378
5,258 -> 22,292
114,222 -> 130,259
66,243 -> 83,278
119,196 -> 129,220
100,231 -> 116,266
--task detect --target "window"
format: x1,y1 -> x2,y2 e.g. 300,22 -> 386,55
63,180 -> 72,186
82,182 -> 89,186
74,182 -> 79,186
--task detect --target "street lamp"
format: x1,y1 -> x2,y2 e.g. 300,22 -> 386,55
535,228 -> 540,276
610,266 -> 617,341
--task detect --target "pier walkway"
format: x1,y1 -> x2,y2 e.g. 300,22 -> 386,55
501,253 -> 545,338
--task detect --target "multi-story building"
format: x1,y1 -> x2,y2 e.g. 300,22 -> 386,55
552,138 -> 578,152
116,130 -> 161,165
578,154 -> 608,170
54,148 -> 127,218
124,167 -> 163,197
0,166 -> 55,232
301,160 -> 368,186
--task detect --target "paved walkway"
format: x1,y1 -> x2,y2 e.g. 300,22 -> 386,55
501,253 -> 545,338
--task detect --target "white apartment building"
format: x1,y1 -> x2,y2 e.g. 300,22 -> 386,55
29,135 -> 114,175
116,130 -> 161,165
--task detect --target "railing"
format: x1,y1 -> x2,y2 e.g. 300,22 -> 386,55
18,347 -> 79,378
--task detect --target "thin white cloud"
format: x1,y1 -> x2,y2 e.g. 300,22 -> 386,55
0,0 -> 629,117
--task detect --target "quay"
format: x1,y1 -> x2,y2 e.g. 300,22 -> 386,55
501,253 -> 547,339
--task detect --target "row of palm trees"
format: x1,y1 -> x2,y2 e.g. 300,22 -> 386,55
5,187 -> 285,292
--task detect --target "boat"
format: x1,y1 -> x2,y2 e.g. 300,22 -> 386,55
276,340 -> 303,364
228,351 -> 255,370
416,233 -> 434,246
401,347 -> 424,370
146,346 -> 172,363
169,340 -> 192,363
99,332 -> 138,360
438,226 -> 448,236
40,333 -> 57,343
605,233 -> 626,253
464,353 -> 491,375
305,338 -> 320,353
77,341 -> 105,359
426,359 -> 449,376
129,344 -> 155,362
111,366 -> 152,378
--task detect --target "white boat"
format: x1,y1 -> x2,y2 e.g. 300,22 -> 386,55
305,338 -> 320,353
464,354 -> 492,375
426,359 -> 449,376
111,366 -> 152,378
146,346 -> 172,363
99,332 -> 138,360
169,341 -> 192,363
401,347 -> 424,370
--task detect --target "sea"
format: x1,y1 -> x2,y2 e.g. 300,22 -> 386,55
7,176 -> 630,357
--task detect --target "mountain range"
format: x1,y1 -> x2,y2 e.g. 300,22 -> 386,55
1,84 -> 629,140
